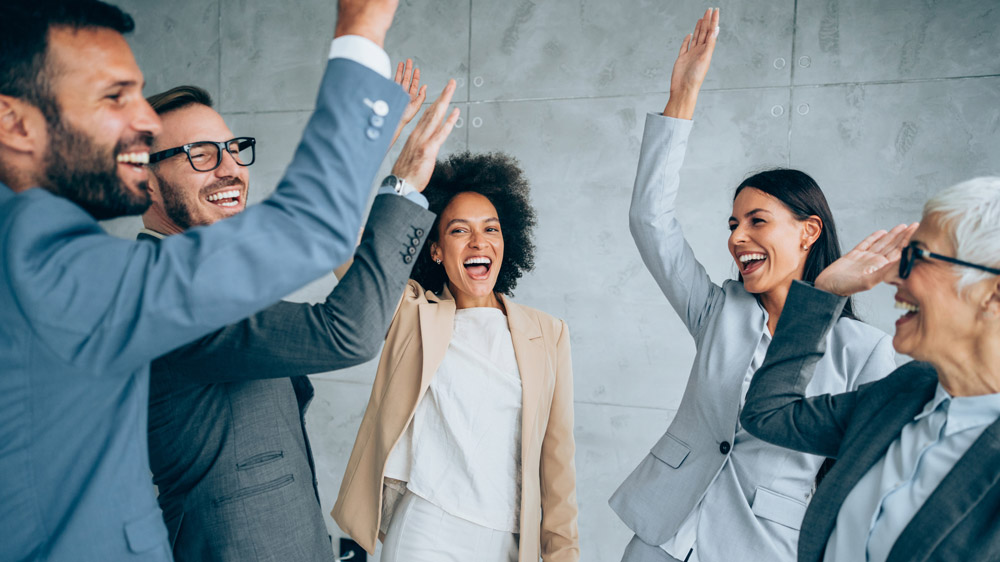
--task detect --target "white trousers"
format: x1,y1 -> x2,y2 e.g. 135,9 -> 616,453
381,490 -> 519,562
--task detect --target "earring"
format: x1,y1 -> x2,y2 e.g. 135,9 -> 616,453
435,258 -> 442,264
802,244 -> 809,251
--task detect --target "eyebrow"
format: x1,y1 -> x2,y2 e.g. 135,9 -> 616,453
445,217 -> 499,228
728,208 -> 772,222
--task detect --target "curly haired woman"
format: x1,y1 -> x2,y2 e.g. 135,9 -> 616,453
333,152 -> 579,562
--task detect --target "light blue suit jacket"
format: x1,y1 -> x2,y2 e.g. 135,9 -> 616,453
0,58 -> 407,562
609,114 -> 897,561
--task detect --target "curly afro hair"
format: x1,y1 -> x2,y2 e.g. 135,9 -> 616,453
410,151 -> 537,296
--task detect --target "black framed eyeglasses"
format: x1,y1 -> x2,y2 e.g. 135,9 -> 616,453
899,241 -> 1000,279
148,136 -> 256,172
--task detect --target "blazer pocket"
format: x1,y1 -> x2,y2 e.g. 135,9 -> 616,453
236,451 -> 284,470
213,474 -> 294,506
124,507 -> 170,553
752,487 -> 807,530
649,432 -> 690,469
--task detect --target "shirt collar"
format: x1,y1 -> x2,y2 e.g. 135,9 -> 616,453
915,382 -> 1000,436
137,227 -> 166,240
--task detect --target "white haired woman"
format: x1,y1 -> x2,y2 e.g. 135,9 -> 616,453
741,177 -> 1000,561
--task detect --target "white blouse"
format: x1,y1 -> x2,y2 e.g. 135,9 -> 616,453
384,307 -> 523,533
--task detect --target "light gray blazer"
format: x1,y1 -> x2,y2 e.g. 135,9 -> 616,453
609,114 -> 897,561
741,281 -> 1000,562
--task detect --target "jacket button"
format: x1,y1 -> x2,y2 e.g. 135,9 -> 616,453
719,441 -> 731,455
370,114 -> 385,128
366,127 -> 380,140
407,246 -> 416,255
411,237 -> 420,246
403,255 -> 412,263
415,228 -> 424,237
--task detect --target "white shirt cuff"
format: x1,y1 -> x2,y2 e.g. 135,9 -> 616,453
328,36 -> 392,78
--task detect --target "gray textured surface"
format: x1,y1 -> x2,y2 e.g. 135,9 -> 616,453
108,0 -> 999,559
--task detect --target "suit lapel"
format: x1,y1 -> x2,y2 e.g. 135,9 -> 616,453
502,296 -> 545,468
417,287 -> 455,398
803,377 -> 937,562
888,418 -> 1000,562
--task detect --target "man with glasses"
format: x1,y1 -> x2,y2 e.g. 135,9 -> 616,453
137,82 -> 456,561
0,1 -> 417,560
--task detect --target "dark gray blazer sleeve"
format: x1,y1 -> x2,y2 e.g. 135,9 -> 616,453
152,193 -> 435,382
740,281 -> 867,458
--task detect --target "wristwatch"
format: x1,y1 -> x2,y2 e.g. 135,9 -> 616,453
381,175 -> 417,197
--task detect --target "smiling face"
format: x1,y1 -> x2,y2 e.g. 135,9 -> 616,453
887,214 -> 987,362
144,104 -> 249,233
41,26 -> 161,219
430,191 -> 505,309
728,187 -> 820,296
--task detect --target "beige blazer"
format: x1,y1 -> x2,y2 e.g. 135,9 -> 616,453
332,280 -> 579,562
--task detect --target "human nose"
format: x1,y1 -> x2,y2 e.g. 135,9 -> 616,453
468,230 -> 486,249
132,98 -> 161,138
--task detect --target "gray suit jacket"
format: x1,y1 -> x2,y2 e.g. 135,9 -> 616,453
146,193 -> 434,562
610,114 -> 897,561
741,281 -> 1000,562
0,58 -> 406,562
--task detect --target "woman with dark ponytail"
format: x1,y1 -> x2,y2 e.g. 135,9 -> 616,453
609,9 -> 896,562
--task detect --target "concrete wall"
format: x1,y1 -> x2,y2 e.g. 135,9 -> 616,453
109,0 -> 1000,559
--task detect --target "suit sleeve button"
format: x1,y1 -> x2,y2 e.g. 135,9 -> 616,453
411,237 -> 420,246
408,247 -> 416,255
719,441 -> 731,454
366,127 -> 380,140
373,100 -> 389,117
404,255 -> 412,263
370,114 -> 385,127
415,228 -> 424,237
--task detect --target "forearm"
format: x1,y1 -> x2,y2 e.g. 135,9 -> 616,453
154,195 -> 434,382
740,281 -> 857,457
628,113 -> 718,335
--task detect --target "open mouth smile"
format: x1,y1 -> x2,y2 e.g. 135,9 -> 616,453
206,189 -> 242,208
894,297 -> 919,326
737,252 -> 768,275
463,256 -> 492,280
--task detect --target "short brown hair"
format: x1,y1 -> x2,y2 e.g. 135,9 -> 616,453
146,85 -> 212,115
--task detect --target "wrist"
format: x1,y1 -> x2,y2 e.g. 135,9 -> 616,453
662,95 -> 698,120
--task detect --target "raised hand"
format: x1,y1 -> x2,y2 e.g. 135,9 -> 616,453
390,80 -> 461,192
663,7 -> 720,120
390,59 -> 428,147
814,223 -> 920,296
334,0 -> 399,48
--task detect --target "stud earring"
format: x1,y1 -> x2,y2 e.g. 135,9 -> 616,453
435,258 -> 442,264
802,244 -> 809,251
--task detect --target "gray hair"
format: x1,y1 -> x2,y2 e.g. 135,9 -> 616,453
923,176 -> 1000,291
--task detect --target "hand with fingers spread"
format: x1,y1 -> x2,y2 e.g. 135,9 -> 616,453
663,7 -> 720,120
390,79 -> 461,192
390,58 -> 428,147
815,222 -> 920,296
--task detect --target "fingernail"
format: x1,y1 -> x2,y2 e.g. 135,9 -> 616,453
713,25 -> 720,37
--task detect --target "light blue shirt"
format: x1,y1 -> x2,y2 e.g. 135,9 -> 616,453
825,383 -> 1000,562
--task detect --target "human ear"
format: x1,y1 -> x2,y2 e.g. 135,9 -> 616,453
430,241 -> 442,263
0,95 -> 43,154
982,277 -> 1000,321
802,215 -> 823,250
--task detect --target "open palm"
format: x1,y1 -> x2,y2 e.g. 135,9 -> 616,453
815,223 -> 919,296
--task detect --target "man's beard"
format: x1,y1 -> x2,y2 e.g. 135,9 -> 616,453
156,173 -> 246,230
42,113 -> 153,221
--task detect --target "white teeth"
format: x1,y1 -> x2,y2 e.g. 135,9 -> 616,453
116,152 -> 149,164
895,300 -> 919,313
739,253 -> 767,263
463,257 -> 491,265
207,190 -> 241,202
